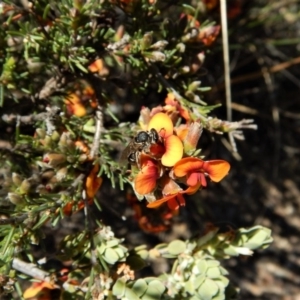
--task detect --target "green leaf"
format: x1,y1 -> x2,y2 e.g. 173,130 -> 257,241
106,239 -> 119,248
223,245 -> 239,256
167,240 -> 186,255
196,259 -> 207,275
142,280 -> 165,300
112,279 -> 126,298
124,287 -> 140,300
193,274 -> 205,289
185,279 -> 195,295
206,267 -> 221,279
114,247 -> 126,260
215,277 -> 229,290
244,227 -> 273,249
104,248 -> 119,264
132,279 -> 147,297
206,260 -> 220,268
198,278 -> 219,300
75,62 -> 88,73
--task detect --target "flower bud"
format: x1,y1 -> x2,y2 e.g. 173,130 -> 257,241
51,131 -> 60,142
19,179 -> 31,194
12,173 -> 23,185
35,128 -> 46,139
41,170 -> 56,181
7,192 -> 24,205
58,132 -> 75,152
78,154 -> 89,163
56,167 -> 68,182
36,184 -> 48,194
27,59 -> 44,74
182,28 -> 199,42
145,51 -> 166,62
150,40 -> 168,51
176,43 -> 185,53
43,153 -> 66,167
141,32 -> 153,50
43,136 -> 53,147
183,122 -> 203,152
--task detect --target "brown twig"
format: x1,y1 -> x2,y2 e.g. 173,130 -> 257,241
37,74 -> 66,100
12,258 -> 53,282
0,214 -> 28,225
2,106 -> 60,125
216,56 -> 300,90
220,0 -> 232,122
90,106 -> 104,159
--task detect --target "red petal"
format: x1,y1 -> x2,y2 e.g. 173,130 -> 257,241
167,194 -> 186,210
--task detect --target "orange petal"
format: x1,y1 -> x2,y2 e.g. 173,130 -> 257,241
203,160 -> 230,182
88,59 -> 104,73
179,106 -> 190,121
161,135 -> 183,167
23,282 -> 56,299
75,140 -> 90,154
147,112 -> 174,138
65,94 -> 87,117
174,157 -> 204,177
147,194 -> 176,208
134,165 -> 158,195
165,92 -> 176,104
175,124 -> 189,141
184,183 -> 202,194
86,164 -> 103,198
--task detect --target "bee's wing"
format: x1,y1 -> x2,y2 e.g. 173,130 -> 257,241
119,144 -> 129,165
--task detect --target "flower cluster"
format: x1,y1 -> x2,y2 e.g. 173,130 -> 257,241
129,96 -> 230,211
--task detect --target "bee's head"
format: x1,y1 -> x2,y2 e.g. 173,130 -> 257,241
135,131 -> 149,144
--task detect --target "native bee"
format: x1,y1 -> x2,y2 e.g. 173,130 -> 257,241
121,128 -> 160,166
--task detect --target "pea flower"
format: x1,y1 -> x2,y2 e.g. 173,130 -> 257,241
173,157 -> 230,193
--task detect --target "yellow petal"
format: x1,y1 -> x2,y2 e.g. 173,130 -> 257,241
147,112 -> 173,138
161,135 -> 183,167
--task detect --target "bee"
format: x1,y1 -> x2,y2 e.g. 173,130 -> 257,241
121,128 -> 160,166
